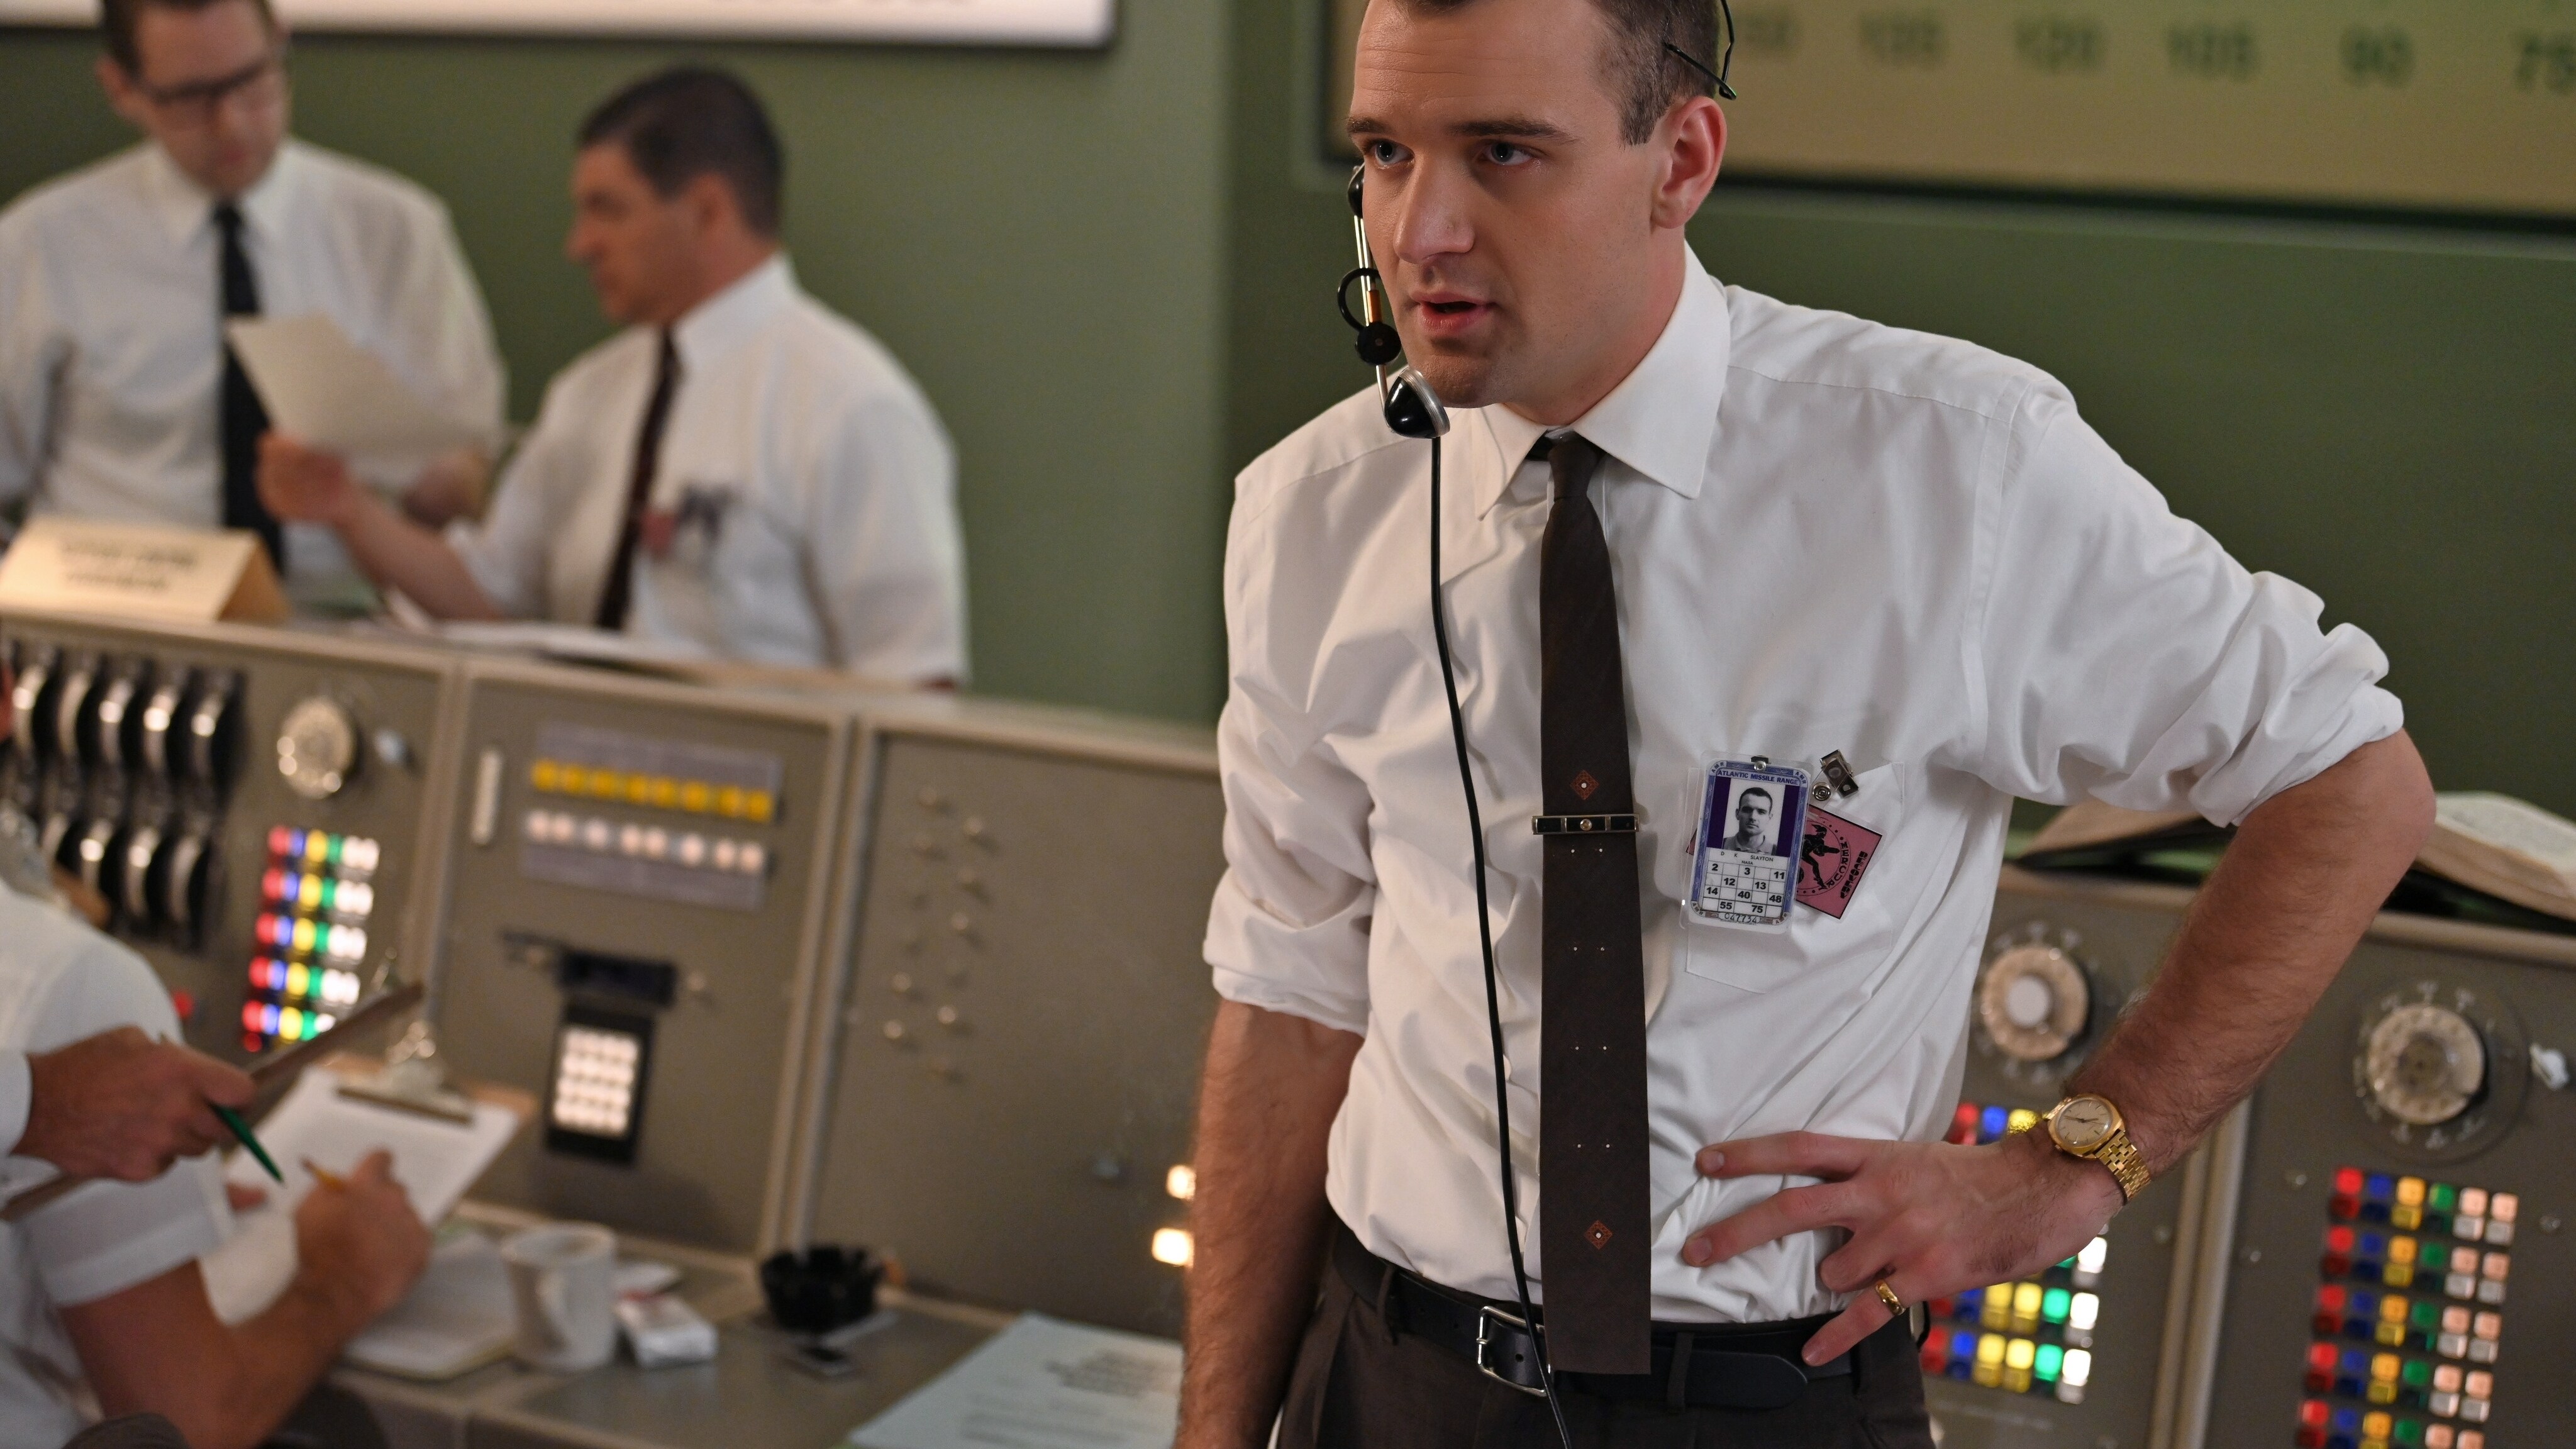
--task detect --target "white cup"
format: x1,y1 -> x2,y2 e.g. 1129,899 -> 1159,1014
501,1223 -> 619,1372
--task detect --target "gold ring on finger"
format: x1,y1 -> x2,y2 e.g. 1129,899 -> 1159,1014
1874,1280 -> 1904,1317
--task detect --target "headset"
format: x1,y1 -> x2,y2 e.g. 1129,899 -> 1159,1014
1331,11 -> 1735,1442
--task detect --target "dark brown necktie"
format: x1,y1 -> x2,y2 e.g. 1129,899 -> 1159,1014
214,204 -> 284,572
593,330 -> 680,630
1535,431 -> 1651,1374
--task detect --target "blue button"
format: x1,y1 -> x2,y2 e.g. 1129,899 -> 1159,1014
2365,1174 -> 2395,1202
1980,1106 -> 2010,1141
2333,1407 -> 2363,1433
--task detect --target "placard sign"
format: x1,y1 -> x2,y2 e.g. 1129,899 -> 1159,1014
0,519 -> 289,625
0,0 -> 1114,46
1323,0 -> 2576,219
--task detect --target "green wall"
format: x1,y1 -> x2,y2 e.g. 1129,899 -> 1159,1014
6,3 -> 2573,820
1226,0 -> 2576,818
0,9 -> 1233,722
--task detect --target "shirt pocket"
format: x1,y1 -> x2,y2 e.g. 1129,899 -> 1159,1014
1679,758 -> 1913,995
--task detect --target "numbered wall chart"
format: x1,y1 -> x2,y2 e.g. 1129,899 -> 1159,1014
1709,0 -> 2576,217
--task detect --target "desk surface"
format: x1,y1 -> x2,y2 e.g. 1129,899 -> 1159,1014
338,1215 -> 1010,1449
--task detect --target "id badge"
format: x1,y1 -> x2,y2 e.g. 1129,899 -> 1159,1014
1687,757 -> 1811,931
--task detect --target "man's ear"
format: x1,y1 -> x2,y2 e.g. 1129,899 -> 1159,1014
1648,94 -> 1726,231
684,172 -> 740,240
96,55 -> 151,131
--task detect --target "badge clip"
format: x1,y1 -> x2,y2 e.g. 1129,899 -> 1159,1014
1819,750 -> 1861,798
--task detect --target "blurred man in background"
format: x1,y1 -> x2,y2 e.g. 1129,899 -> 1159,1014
0,0 -> 504,601
261,67 -> 968,684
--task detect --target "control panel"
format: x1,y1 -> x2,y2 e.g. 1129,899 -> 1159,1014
1922,880 -> 2225,1449
426,661 -> 860,1254
0,613 -> 458,1062
799,705 -> 1223,1336
2196,911 -> 2572,1449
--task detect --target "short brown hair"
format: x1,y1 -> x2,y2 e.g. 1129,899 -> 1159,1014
578,67 -> 786,239
1396,0 -> 1719,143
100,0 -> 277,75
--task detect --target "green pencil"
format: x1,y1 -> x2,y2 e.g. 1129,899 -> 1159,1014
213,1104 -> 284,1185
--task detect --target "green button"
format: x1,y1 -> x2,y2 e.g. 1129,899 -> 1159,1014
325,833 -> 345,865
2033,1343 -> 2063,1382
2409,1301 -> 2440,1330
2428,1184 -> 2458,1211
2041,1288 -> 2070,1324
2394,1419 -> 2425,1446
2401,1359 -> 2432,1387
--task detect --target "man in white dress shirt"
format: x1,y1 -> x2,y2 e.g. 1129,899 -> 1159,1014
1180,0 -> 2435,1445
260,67 -> 969,684
0,0 -> 506,596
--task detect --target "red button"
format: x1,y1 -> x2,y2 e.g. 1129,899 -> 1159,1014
2327,1226 -> 2357,1252
1919,1326 -> 1949,1372
2335,1167 -> 2364,1196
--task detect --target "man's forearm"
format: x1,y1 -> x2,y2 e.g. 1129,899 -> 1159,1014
1175,1001 -> 1362,1449
2069,731 -> 2434,1174
69,1263 -> 370,1449
333,490 -> 505,621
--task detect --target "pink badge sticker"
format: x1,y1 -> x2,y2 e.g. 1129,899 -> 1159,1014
1797,805 -> 1882,919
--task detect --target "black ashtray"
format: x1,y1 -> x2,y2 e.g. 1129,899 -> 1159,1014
760,1245 -> 883,1336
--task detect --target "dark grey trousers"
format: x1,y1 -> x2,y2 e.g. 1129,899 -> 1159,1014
1278,1249 -> 1937,1449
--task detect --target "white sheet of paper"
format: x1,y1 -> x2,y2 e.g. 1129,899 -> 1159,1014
343,1230 -> 518,1378
225,1068 -> 523,1226
225,313 -> 484,460
848,1314 -> 1181,1449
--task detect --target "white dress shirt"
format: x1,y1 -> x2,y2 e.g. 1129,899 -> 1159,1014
0,887 -> 229,1446
1206,249 -> 2401,1323
449,256 -> 967,683
0,140 -> 506,589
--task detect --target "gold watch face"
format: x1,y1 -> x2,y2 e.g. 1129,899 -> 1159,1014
2051,1096 -> 2118,1153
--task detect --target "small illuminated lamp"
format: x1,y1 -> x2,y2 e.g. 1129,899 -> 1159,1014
1150,1228 -> 1194,1268
2076,1236 -> 2109,1274
1166,1165 -> 1196,1201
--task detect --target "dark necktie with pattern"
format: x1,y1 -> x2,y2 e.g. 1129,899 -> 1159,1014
214,203 -> 284,572
1534,431 -> 1652,1374
593,331 -> 681,631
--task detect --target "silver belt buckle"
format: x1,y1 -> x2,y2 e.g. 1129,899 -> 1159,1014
1474,1304 -> 1548,1397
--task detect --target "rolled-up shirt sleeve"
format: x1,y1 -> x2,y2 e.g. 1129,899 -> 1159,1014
1204,491 -> 1377,1037
447,380 -> 575,619
1960,386 -> 2402,824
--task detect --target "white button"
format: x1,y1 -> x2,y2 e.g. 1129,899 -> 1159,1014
2484,1221 -> 2512,1246
677,834 -> 707,867
2460,1399 -> 2489,1423
524,809 -> 548,840
619,823 -> 646,857
2446,1274 -> 2477,1299
2475,1280 -> 2505,1305
2438,1333 -> 2467,1358
343,838 -> 381,872
713,838 -> 740,871
2464,1338 -> 2497,1363
2429,1391 -> 2459,1417
643,826 -> 670,860
580,818 -> 612,852
739,841 -> 767,874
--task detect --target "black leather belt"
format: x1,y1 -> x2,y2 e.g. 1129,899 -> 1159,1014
1332,1224 -> 1851,1411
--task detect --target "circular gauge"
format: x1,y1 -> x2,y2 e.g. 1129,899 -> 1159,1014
1977,943 -> 2092,1062
2363,1004 -> 2484,1125
2350,979 -> 2528,1161
276,696 -> 359,800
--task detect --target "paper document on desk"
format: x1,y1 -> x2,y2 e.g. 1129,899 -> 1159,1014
225,313 -> 487,461
848,1313 -> 1181,1449
343,1229 -> 517,1379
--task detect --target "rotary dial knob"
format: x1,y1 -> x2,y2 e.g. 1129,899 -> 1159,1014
1977,944 -> 2092,1062
2362,1002 -> 2485,1126
276,696 -> 359,800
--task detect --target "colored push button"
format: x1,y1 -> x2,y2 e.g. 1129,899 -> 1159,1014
679,780 -> 713,813
746,789 -> 777,823
1950,1287 -> 1981,1321
1948,1103 -> 1980,1145
2041,1287 -> 2071,1326
1973,1331 -> 2006,1387
647,775 -> 680,809
2299,1399 -> 2332,1449
2055,1348 -> 2090,1405
2006,1107 -> 2040,1136
1919,1326 -> 1950,1374
1945,1328 -> 1976,1380
2307,1342 -> 2340,1392
2335,1348 -> 2370,1398
1981,1284 -> 2011,1331
2009,1282 -> 2043,1335
2324,1225 -> 2357,1279
2067,1291 -> 2099,1335
2033,1342 -> 2064,1384
530,758 -> 561,792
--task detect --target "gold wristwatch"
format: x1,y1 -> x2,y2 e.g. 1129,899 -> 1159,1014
2033,1094 -> 2150,1202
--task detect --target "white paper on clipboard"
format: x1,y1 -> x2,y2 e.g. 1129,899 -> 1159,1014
223,1067 -> 523,1224
224,314 -> 486,462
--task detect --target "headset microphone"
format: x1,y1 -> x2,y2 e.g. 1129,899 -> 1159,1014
1340,169 -> 1451,441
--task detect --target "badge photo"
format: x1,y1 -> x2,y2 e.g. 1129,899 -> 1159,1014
1688,758 -> 1811,932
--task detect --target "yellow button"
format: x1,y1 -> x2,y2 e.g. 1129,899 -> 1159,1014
716,786 -> 748,818
2006,1108 -> 2040,1135
2005,1338 -> 2036,1369
531,759 -> 561,792
304,833 -> 328,863
2371,1353 -> 2400,1382
2392,1205 -> 2423,1230
746,790 -> 776,824
292,919 -> 318,954
2380,1294 -> 2408,1322
2398,1177 -> 2426,1207
680,781 -> 712,813
299,875 -> 322,911
559,765 -> 589,795
625,773 -> 651,804
2010,1282 -> 2043,1333
590,769 -> 626,799
2365,1382 -> 2397,1404
2382,1263 -> 2413,1288
648,776 -> 680,808
2391,1236 -> 2418,1265
2002,1366 -> 2032,1393
2375,1323 -> 2406,1346
2364,1411 -> 2394,1438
